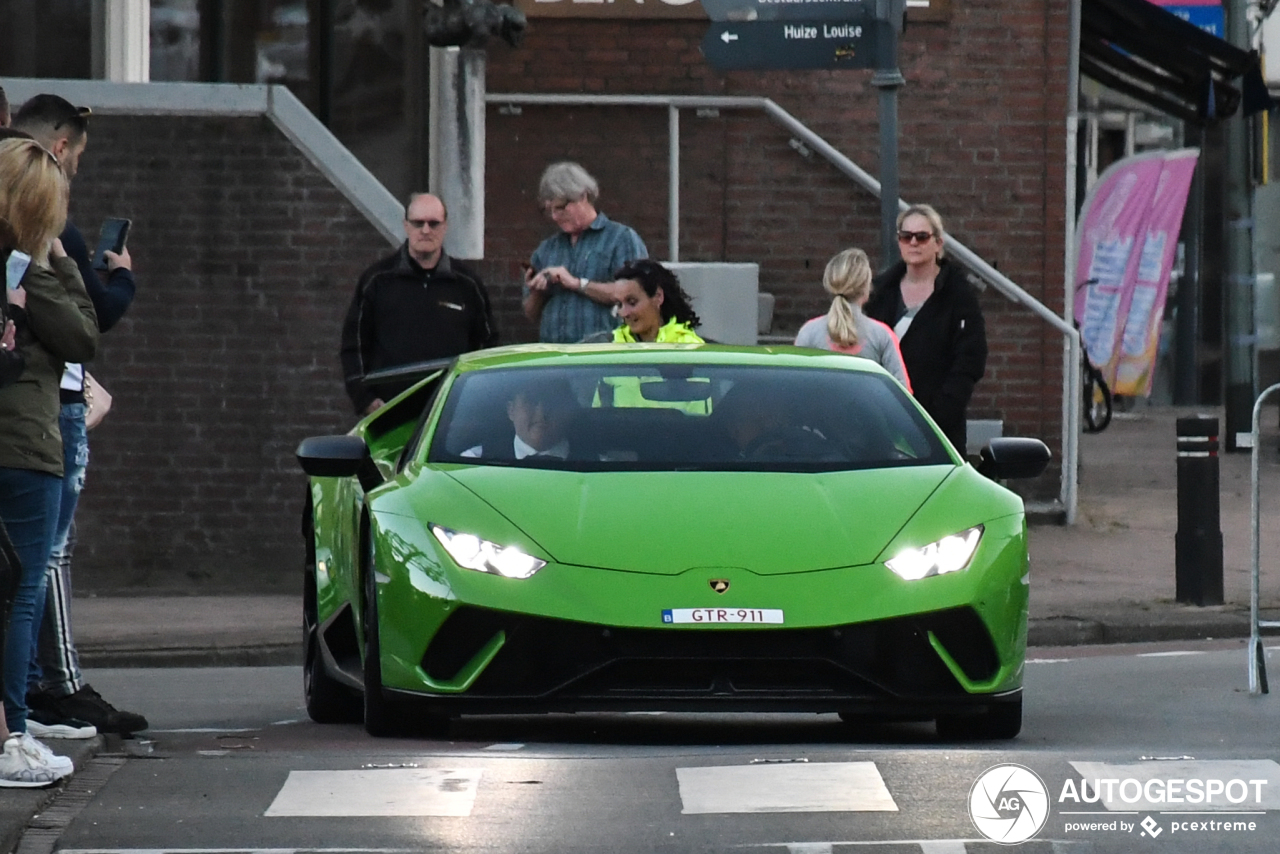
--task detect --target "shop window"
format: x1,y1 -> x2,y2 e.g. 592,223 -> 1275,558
152,0 -> 202,81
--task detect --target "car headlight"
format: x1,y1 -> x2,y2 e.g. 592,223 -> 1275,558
885,525 -> 984,581
430,524 -> 547,579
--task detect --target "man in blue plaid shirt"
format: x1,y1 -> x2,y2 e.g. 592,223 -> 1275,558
523,162 -> 648,343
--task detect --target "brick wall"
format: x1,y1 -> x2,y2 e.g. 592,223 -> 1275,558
68,0 -> 1065,592
70,115 -> 391,592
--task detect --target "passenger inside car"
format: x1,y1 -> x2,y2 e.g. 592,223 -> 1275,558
712,382 -> 843,462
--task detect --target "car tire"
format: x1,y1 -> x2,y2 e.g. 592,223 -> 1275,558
410,708 -> 452,739
303,502 -> 361,724
361,537 -> 405,737
935,698 -> 1022,741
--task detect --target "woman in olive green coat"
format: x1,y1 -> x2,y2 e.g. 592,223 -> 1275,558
0,137 -> 97,779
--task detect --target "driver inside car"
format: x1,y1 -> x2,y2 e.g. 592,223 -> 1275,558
462,377 -> 578,461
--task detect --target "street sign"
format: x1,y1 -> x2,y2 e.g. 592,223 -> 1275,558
700,0 -> 871,22
700,20 -> 878,70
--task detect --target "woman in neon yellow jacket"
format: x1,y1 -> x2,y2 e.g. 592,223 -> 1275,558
600,260 -> 706,412
611,260 -> 704,344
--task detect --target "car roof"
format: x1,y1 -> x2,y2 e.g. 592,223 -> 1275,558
452,343 -> 889,374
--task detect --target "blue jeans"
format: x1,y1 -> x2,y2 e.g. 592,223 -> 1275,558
34,403 -> 88,698
0,467 -> 60,733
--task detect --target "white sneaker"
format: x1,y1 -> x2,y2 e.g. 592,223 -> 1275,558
14,732 -> 73,777
27,715 -> 97,740
0,736 -> 64,787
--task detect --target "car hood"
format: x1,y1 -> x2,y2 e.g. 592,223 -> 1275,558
442,466 -> 954,575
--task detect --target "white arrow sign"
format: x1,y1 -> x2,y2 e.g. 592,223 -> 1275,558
720,30 -> 739,43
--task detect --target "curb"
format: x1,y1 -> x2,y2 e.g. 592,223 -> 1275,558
1029,609 -> 1262,647
79,644 -> 301,669
0,736 -> 103,854
1028,618 -> 1251,647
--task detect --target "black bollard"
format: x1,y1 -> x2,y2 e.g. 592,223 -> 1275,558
1175,416 -> 1224,605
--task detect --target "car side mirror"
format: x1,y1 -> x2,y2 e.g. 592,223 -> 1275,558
977,437 -> 1051,480
297,435 -> 382,491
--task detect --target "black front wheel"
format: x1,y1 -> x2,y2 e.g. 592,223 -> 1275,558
360,544 -> 452,738
935,698 -> 1022,741
361,536 -> 404,737
303,503 -> 360,724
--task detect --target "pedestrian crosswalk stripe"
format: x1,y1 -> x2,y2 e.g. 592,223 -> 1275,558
264,768 -> 483,817
916,842 -> 968,853
676,761 -> 898,814
740,839 -> 1068,850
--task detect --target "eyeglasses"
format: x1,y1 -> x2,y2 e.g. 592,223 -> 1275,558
543,200 -> 571,217
406,219 -> 445,231
897,230 -> 936,245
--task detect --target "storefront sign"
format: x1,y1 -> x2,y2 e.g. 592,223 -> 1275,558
514,0 -> 948,22
513,0 -> 707,20
1147,0 -> 1224,37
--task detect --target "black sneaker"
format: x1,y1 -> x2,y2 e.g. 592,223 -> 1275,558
45,685 -> 148,734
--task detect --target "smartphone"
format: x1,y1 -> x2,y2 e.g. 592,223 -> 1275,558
92,218 -> 131,271
6,251 -> 31,291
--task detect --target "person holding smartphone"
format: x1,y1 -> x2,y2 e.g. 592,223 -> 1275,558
10,95 -> 147,738
523,162 -> 648,344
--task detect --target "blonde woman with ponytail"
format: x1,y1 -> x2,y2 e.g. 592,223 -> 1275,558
794,248 -> 911,391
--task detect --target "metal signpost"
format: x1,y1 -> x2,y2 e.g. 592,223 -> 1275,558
699,0 -> 905,268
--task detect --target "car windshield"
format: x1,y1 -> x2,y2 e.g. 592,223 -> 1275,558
426,364 -> 951,472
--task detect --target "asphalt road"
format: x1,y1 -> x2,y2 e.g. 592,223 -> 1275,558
28,642 -> 1280,854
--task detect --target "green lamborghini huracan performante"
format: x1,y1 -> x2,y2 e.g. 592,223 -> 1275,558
297,345 -> 1049,739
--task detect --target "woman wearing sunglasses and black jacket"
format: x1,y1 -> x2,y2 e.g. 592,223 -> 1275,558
865,204 -> 987,456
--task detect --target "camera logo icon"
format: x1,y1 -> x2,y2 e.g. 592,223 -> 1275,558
968,763 -> 1051,844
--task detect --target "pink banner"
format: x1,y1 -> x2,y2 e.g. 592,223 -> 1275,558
1073,148 -> 1200,397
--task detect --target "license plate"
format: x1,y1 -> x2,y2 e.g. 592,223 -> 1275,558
662,608 -> 784,625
